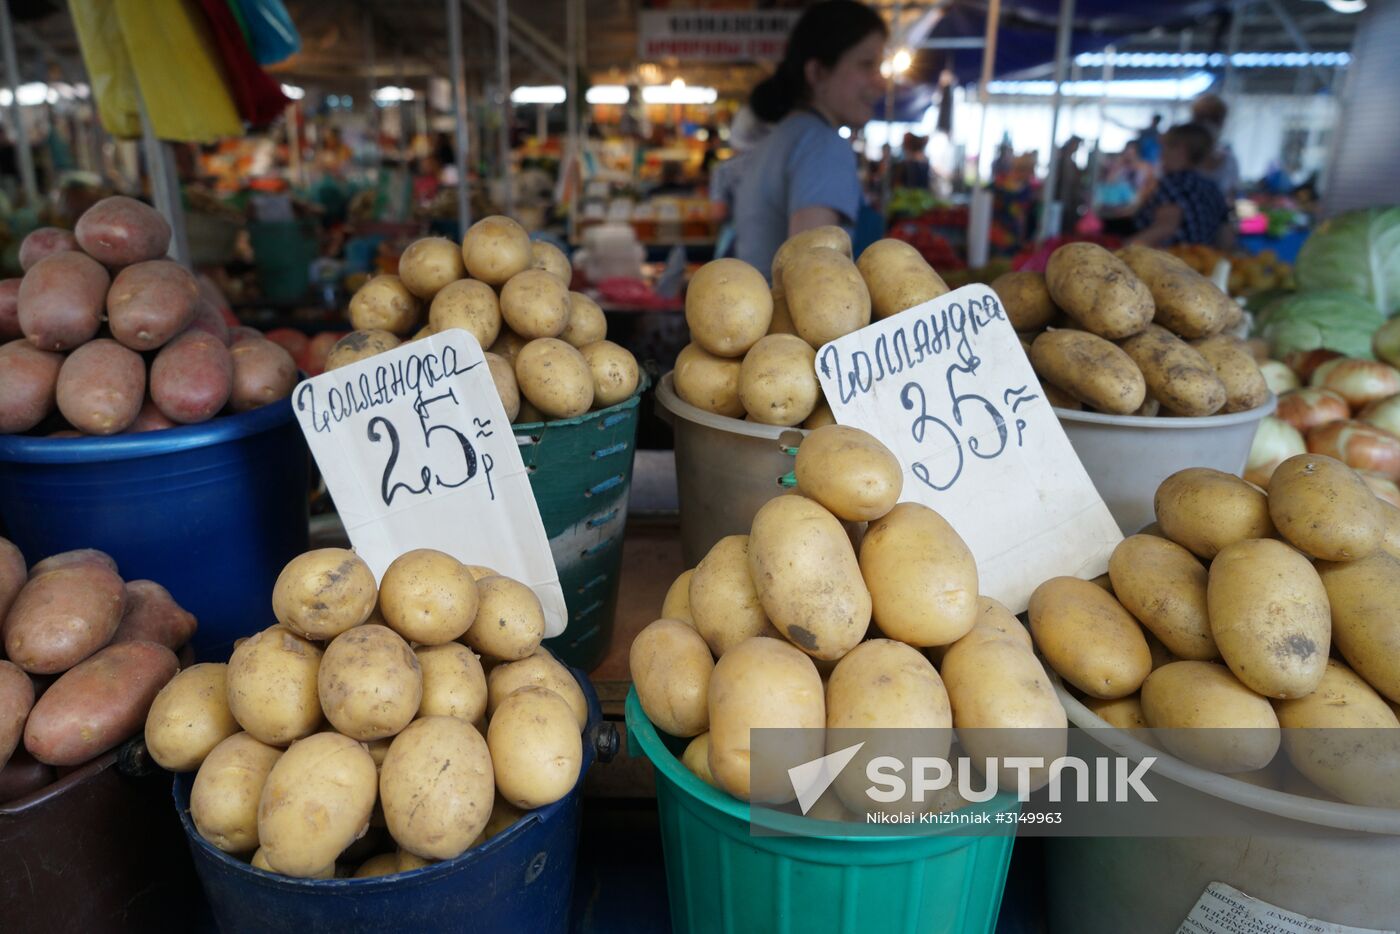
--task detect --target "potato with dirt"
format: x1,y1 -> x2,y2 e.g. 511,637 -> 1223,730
1045,242 -> 1154,339
272,548 -> 378,640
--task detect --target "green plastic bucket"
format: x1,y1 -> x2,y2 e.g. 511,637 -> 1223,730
625,688 -> 1018,934
249,220 -> 317,305
516,379 -> 646,671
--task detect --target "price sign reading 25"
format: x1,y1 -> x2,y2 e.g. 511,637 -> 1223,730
368,383 -> 500,506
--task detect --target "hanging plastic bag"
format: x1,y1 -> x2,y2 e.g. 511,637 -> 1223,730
234,0 -> 301,65
197,0 -> 289,129
66,0 -> 141,138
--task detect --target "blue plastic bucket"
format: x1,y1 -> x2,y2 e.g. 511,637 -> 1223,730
173,668 -> 613,934
0,400 -> 309,660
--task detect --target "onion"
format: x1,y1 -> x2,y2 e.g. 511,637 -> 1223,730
1311,357 -> 1400,409
1306,420 -> 1400,480
1374,318 -> 1400,369
1243,338 -> 1271,362
1359,393 -> 1400,437
1275,388 -> 1350,434
1258,360 -> 1300,396
1284,348 -> 1343,382
1244,416 -> 1307,488
1358,470 -> 1400,508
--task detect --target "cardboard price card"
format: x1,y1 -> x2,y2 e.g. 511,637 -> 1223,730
293,328 -> 566,636
814,284 -> 1122,613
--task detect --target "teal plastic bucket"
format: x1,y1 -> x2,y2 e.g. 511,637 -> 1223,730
515,378 -> 646,671
626,688 -> 1017,934
249,221 -> 317,305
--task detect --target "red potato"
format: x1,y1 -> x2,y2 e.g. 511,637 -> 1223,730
48,429 -> 82,438
230,326 -> 264,346
55,339 -> 147,435
106,259 -> 199,351
265,328 -> 308,359
0,277 -> 22,341
23,641 -> 178,766
229,338 -> 297,412
0,660 -> 35,769
28,548 -> 117,578
1306,420 -> 1400,480
4,564 -> 126,674
0,537 -> 25,622
19,227 -> 79,272
74,196 -> 171,267
0,747 -> 54,802
112,580 -> 197,651
0,340 -> 63,433
300,331 -> 342,376
187,299 -> 232,345
17,250 -> 110,351
126,397 -> 176,433
150,330 -> 234,424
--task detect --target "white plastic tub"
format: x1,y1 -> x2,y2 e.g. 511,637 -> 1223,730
1054,397 -> 1276,534
1047,683 -> 1400,932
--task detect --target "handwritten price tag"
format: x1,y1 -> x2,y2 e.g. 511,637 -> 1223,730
815,284 -> 1121,613
293,328 -> 566,636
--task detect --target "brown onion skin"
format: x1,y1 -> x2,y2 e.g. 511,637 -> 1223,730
1310,358 -> 1400,410
1276,388 -> 1349,434
1306,419 -> 1400,481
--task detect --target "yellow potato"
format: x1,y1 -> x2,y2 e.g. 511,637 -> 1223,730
488,685 -> 583,808
1045,242 -> 1154,339
325,329 -> 401,371
673,342 -> 743,418
738,334 -> 818,426
860,503 -> 978,647
990,270 -> 1057,332
630,619 -> 713,737
489,328 -> 528,363
1316,551 -> 1400,703
681,732 -> 717,787
398,238 -> 466,300
1140,661 -> 1280,772
514,338 -> 594,419
1028,577 -> 1151,699
416,642 -> 489,724
499,269 -> 570,340
749,495 -> 871,661
803,397 -> 835,429
1118,244 -> 1234,339
561,292 -> 607,348
1268,453 -> 1382,561
768,286 -> 797,337
772,226 -> 851,285
428,279 -> 502,350
486,351 -> 520,421
1030,329 -> 1146,414
1207,538 -> 1330,699
257,732 -> 378,877
461,215 -> 531,286
350,275 -> 421,336
685,258 -> 772,358
227,625 -> 324,746
466,565 -> 498,582
1119,325 -> 1227,417
530,241 -> 572,285
784,247 -> 871,348
482,792 -> 527,840
272,548 -> 378,640
1192,335 -> 1270,413
461,576 -> 545,660
190,732 -> 282,853
1107,534 -> 1217,660
486,649 -> 587,729
381,716 -> 493,859
1083,694 -> 1148,731
581,340 -> 639,408
353,853 -> 401,879
1376,500 -> 1400,561
661,569 -> 695,626
855,238 -> 949,320
378,548 -> 479,645
706,636 -> 824,802
1154,468 -> 1275,560
689,535 -> 769,656
794,424 -> 902,521
318,624 -> 422,741
144,662 -> 239,772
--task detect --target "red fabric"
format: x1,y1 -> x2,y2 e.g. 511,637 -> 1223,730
195,0 -> 288,128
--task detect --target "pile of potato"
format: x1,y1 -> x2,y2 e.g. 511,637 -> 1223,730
630,424 -> 1065,816
673,227 -> 949,428
0,196 -> 298,436
995,243 -> 1269,418
333,217 -> 640,425
0,538 -> 193,803
1033,455 -> 1400,807
144,546 -> 587,879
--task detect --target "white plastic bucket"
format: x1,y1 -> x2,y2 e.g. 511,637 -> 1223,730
1047,684 -> 1400,932
1054,398 -> 1276,534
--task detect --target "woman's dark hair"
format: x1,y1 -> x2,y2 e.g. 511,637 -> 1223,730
749,1 -> 887,123
1164,123 -> 1215,167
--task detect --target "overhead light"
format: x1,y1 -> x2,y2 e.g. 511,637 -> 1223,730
1322,0 -> 1366,12
1073,50 -> 1351,69
511,85 -> 566,105
15,83 -> 47,106
838,126 -> 852,139
641,84 -> 717,105
281,84 -> 305,100
372,86 -> 415,104
585,85 -> 629,105
987,71 -> 1216,99
892,49 -> 913,74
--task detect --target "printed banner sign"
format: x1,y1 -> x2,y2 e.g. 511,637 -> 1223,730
292,329 -> 566,636
814,284 -> 1122,613
638,10 -> 799,62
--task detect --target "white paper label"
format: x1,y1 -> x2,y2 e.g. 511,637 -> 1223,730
814,284 -> 1122,612
1179,882 -> 1394,934
292,328 -> 566,636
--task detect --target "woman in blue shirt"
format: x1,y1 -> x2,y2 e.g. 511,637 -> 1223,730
733,1 -> 887,277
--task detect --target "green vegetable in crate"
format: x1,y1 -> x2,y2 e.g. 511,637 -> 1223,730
1257,290 -> 1384,361
1295,206 -> 1400,315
